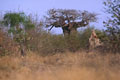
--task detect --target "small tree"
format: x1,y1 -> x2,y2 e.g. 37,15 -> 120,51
2,12 -> 35,55
45,9 -> 97,35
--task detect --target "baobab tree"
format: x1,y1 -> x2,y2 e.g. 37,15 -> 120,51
45,9 -> 97,35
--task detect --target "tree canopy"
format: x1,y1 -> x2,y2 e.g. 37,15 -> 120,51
45,9 -> 97,35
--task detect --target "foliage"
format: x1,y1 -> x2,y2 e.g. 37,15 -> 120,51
103,0 -> 120,53
3,12 -> 25,28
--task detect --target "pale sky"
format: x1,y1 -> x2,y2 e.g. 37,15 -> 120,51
0,0 -> 107,34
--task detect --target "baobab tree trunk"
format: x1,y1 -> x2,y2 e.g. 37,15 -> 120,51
62,26 -> 70,35
62,26 -> 77,36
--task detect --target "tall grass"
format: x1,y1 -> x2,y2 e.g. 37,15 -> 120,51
0,51 -> 120,80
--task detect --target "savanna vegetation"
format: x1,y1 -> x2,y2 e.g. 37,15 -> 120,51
0,0 -> 120,80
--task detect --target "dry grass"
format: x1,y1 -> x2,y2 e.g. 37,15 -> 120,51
0,51 -> 120,80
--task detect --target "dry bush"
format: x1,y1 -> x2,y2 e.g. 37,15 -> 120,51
0,29 -> 19,56
28,27 -> 94,55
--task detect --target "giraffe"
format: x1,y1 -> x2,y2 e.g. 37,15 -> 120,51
89,29 -> 101,51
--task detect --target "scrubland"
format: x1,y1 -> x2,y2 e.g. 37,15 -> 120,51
0,51 -> 120,80
0,1 -> 120,79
